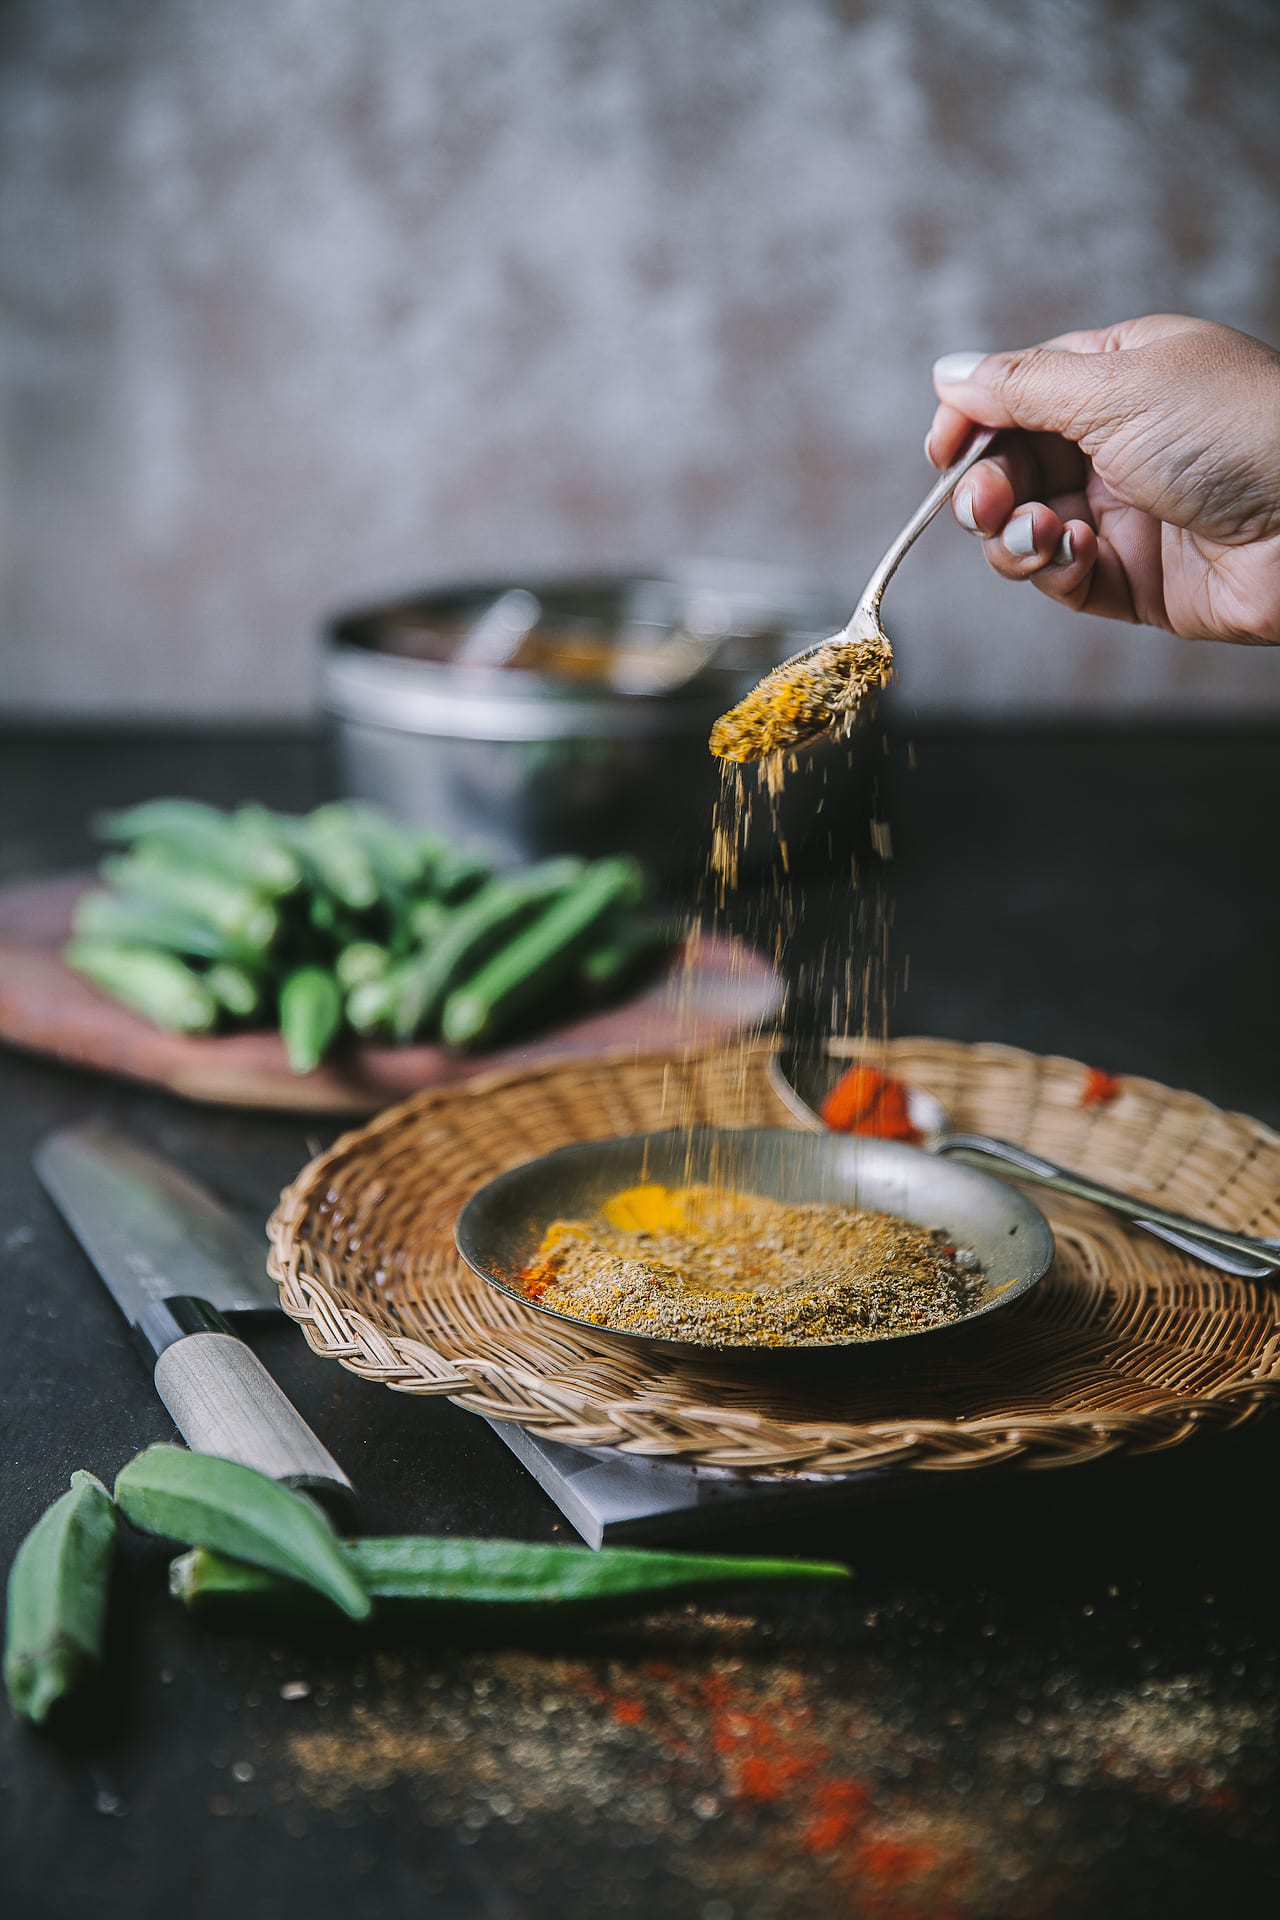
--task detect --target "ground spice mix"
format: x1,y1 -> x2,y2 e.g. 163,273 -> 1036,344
518,1183 -> 980,1346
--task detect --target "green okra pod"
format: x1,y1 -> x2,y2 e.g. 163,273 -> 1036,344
294,809 -> 381,914
414,832 -> 449,893
577,919 -> 674,998
430,849 -> 491,904
100,850 -> 277,950
4,1472 -> 117,1726
169,1535 -> 849,1624
386,858 -> 584,1042
72,888 -> 251,965
242,807 -> 378,917
204,961 -> 265,1021
331,804 -> 425,894
306,889 -> 343,937
94,797 -> 230,845
278,966 -> 344,1073
405,898 -> 451,948
95,800 -> 301,897
65,940 -> 220,1034
335,941 -> 392,992
344,974 -> 395,1039
441,856 -> 647,1049
227,807 -> 305,895
115,1447 -> 370,1621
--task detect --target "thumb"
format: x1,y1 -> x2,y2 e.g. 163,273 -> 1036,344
932,345 -> 1119,440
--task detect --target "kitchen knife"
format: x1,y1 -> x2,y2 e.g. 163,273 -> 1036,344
34,1123 -> 356,1522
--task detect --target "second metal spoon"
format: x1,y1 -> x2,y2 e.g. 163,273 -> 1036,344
769,1045 -> 1280,1281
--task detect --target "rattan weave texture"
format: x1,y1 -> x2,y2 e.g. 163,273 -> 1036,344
267,1040 -> 1280,1474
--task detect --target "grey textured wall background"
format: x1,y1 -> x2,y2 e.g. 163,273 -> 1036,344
1,0 -> 1277,722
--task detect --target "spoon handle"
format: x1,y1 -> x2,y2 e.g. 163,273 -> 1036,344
936,1132 -> 1280,1277
855,426 -> 999,620
1132,1220 -> 1279,1282
453,588 -> 542,669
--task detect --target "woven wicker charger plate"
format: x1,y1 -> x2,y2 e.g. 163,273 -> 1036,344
268,1038 -> 1280,1475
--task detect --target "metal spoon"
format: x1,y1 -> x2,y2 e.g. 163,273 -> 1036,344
768,1044 -> 1280,1280
607,593 -> 739,697
710,428 -> 998,761
453,588 -> 543,669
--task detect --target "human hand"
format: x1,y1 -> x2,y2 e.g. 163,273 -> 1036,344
926,315 -> 1280,644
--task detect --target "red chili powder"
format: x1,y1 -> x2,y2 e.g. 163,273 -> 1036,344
575,1662 -> 972,1918
821,1066 -> 922,1143
1080,1067 -> 1122,1108
853,1837 -> 942,1886
799,1777 -> 871,1851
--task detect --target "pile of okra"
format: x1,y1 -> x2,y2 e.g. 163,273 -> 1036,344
66,800 -> 665,1070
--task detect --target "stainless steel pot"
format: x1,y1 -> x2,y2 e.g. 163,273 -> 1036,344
322,564 -> 881,875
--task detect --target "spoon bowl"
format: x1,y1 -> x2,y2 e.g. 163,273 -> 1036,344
711,428 -> 998,762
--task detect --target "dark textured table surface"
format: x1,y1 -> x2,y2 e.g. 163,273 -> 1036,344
1,726 -> 1277,1920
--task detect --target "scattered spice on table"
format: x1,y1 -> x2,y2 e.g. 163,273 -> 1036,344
518,1182 -> 980,1346
264,1631 -> 1276,1920
820,1065 -> 923,1143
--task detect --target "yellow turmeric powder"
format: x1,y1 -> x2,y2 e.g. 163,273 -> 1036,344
601,1185 -> 692,1233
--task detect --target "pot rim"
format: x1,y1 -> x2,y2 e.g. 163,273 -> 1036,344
322,564 -> 852,742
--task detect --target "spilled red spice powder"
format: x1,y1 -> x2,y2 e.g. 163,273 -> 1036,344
800,1776 -> 870,1849
574,1660 -> 971,1919
855,1837 -> 944,1888
821,1065 -> 922,1144
1080,1067 -> 1122,1108
279,1648 -> 1271,1920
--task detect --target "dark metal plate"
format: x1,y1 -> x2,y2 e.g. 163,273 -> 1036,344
455,1127 -> 1055,1363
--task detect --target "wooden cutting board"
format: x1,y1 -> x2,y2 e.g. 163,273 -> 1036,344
0,873 -> 783,1114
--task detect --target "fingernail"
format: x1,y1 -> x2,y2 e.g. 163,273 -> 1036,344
933,350 -> 987,386
1053,529 -> 1074,565
924,427 -> 935,464
955,486 -> 980,533
1002,514 -> 1038,558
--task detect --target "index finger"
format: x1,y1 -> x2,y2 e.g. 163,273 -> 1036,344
1041,315 -> 1205,354
1038,327 -> 1117,354
926,402 -> 984,468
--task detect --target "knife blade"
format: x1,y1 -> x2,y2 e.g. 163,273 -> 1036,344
35,1123 -> 356,1521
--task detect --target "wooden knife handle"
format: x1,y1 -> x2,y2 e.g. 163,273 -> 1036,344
153,1331 -> 357,1524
